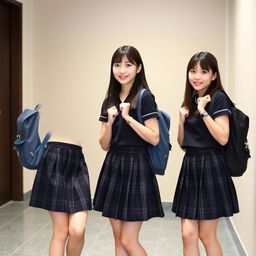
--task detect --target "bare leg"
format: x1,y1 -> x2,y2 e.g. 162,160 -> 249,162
199,219 -> 223,256
181,219 -> 200,256
120,221 -> 147,256
66,211 -> 88,256
49,211 -> 69,256
109,218 -> 128,256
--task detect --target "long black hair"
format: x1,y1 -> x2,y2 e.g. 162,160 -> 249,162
182,51 -> 225,115
103,45 -> 150,113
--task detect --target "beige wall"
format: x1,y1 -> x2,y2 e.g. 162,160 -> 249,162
228,0 -> 256,254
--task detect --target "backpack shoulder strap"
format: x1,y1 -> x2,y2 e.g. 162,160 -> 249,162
212,90 -> 235,107
137,88 -> 147,124
42,132 -> 51,146
34,132 -> 51,154
208,90 -> 234,115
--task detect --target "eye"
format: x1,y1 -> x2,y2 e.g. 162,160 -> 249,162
202,70 -> 208,74
189,69 -> 196,74
113,63 -> 120,67
126,63 -> 133,67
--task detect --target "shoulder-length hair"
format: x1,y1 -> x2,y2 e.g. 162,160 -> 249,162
182,52 -> 225,115
103,45 -> 150,113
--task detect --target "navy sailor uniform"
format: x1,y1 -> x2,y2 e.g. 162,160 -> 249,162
94,90 -> 164,221
172,91 -> 239,220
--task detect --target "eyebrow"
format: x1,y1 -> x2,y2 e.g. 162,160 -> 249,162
114,61 -> 133,64
191,67 -> 208,71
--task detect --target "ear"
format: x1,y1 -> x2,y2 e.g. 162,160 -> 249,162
212,72 -> 217,81
136,64 -> 142,74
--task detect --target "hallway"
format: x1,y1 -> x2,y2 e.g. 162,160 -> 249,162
0,194 -> 245,256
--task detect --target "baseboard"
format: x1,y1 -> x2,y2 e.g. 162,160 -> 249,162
162,201 -> 172,210
227,217 -> 248,256
24,190 -> 32,201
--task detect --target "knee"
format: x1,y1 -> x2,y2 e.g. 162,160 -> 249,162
53,227 -> 69,242
120,236 -> 135,252
199,231 -> 216,246
113,232 -> 122,247
69,226 -> 86,241
182,230 -> 199,245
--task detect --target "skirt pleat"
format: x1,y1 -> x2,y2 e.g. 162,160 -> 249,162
29,142 -> 92,213
172,149 -> 239,220
93,146 -> 164,221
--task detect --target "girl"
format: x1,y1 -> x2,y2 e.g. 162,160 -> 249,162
93,45 -> 164,256
29,135 -> 92,256
172,52 -> 239,256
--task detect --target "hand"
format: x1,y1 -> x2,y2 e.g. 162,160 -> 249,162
119,102 -> 131,120
107,106 -> 119,124
179,107 -> 189,124
197,95 -> 211,113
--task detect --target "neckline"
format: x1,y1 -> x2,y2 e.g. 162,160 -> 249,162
119,95 -> 128,103
120,97 -> 125,103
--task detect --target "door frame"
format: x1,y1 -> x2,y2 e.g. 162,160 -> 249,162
1,0 -> 23,201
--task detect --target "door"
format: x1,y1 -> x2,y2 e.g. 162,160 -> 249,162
0,0 -> 23,205
0,3 -> 11,205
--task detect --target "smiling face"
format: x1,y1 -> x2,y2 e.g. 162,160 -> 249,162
188,62 -> 217,96
112,55 -> 141,88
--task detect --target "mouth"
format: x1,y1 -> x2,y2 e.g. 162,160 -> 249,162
193,81 -> 203,86
119,75 -> 128,80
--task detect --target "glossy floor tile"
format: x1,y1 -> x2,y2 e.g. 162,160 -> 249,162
0,197 -> 246,256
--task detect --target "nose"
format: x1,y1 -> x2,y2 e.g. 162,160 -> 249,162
194,72 -> 201,79
120,65 -> 125,73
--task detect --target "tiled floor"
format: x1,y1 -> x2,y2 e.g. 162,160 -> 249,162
0,195 -> 246,256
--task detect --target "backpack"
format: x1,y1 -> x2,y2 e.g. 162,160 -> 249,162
210,91 -> 251,177
137,88 -> 172,175
13,104 -> 51,170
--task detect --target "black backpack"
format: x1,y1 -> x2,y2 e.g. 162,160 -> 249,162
13,105 -> 51,170
210,91 -> 251,177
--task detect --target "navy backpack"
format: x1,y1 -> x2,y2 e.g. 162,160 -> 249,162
137,89 -> 171,175
13,105 -> 51,170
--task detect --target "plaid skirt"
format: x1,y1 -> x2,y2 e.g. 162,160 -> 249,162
93,146 -> 164,221
172,148 -> 239,220
29,142 -> 92,213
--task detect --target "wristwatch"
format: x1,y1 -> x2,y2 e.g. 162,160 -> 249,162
200,111 -> 209,118
126,116 -> 133,124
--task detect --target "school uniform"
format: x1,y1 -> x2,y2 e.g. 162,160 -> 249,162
172,91 -> 239,220
29,142 -> 92,213
93,90 -> 164,221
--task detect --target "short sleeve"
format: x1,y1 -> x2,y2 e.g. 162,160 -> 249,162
141,90 -> 159,121
211,91 -> 232,119
99,99 -> 108,122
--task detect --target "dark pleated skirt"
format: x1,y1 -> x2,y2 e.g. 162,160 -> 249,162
172,148 -> 239,220
29,142 -> 92,213
93,146 -> 164,221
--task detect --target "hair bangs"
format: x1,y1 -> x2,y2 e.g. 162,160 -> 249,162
187,55 -> 211,72
197,59 -> 211,71
112,46 -> 138,66
111,51 -> 124,64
